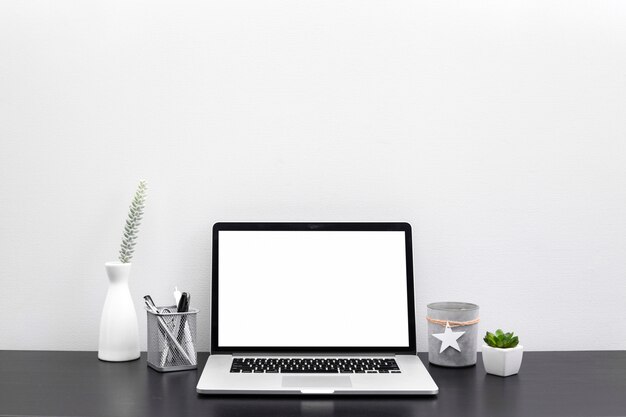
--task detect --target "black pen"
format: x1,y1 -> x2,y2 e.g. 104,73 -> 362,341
177,292 -> 190,313
176,292 -> 190,344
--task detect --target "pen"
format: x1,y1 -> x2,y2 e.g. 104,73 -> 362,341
174,287 -> 182,307
176,292 -> 196,363
176,292 -> 190,344
143,296 -> 170,366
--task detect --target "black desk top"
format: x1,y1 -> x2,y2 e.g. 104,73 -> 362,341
0,351 -> 625,417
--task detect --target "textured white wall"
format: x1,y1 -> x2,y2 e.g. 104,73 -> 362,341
1,0 -> 625,352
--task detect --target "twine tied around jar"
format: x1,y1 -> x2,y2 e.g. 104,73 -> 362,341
425,317 -> 480,328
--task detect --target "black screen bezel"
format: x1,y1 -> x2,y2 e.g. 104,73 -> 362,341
210,222 -> 417,354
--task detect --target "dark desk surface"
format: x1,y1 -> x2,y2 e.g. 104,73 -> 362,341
0,351 -> 625,417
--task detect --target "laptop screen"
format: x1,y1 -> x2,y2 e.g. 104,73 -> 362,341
215,226 -> 413,350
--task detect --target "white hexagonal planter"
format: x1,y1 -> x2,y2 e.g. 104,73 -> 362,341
482,344 -> 523,377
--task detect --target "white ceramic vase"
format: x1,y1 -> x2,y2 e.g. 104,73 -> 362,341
482,344 -> 524,377
98,262 -> 140,362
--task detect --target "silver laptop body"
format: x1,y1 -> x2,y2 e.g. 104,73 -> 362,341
197,222 -> 439,395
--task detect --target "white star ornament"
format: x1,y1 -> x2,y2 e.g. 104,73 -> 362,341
431,322 -> 465,353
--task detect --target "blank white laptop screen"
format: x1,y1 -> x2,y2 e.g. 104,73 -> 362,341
218,230 -> 409,347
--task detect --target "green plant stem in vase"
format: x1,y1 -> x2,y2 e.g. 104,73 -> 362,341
119,180 -> 147,263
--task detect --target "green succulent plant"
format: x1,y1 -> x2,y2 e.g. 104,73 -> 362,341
484,329 -> 519,349
118,180 -> 147,263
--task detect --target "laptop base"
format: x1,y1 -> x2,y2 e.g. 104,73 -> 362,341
197,354 -> 438,395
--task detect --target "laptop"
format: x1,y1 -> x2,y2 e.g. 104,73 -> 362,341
196,222 -> 439,395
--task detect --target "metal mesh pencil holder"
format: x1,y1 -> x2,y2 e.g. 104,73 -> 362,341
146,306 -> 199,372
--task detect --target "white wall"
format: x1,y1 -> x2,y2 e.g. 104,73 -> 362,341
1,0 -> 625,352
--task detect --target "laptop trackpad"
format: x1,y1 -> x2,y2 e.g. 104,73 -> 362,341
282,376 -> 352,389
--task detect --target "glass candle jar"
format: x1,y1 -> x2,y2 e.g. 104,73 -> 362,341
427,302 -> 480,367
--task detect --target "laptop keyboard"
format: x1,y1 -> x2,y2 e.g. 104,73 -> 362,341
230,358 -> 401,374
